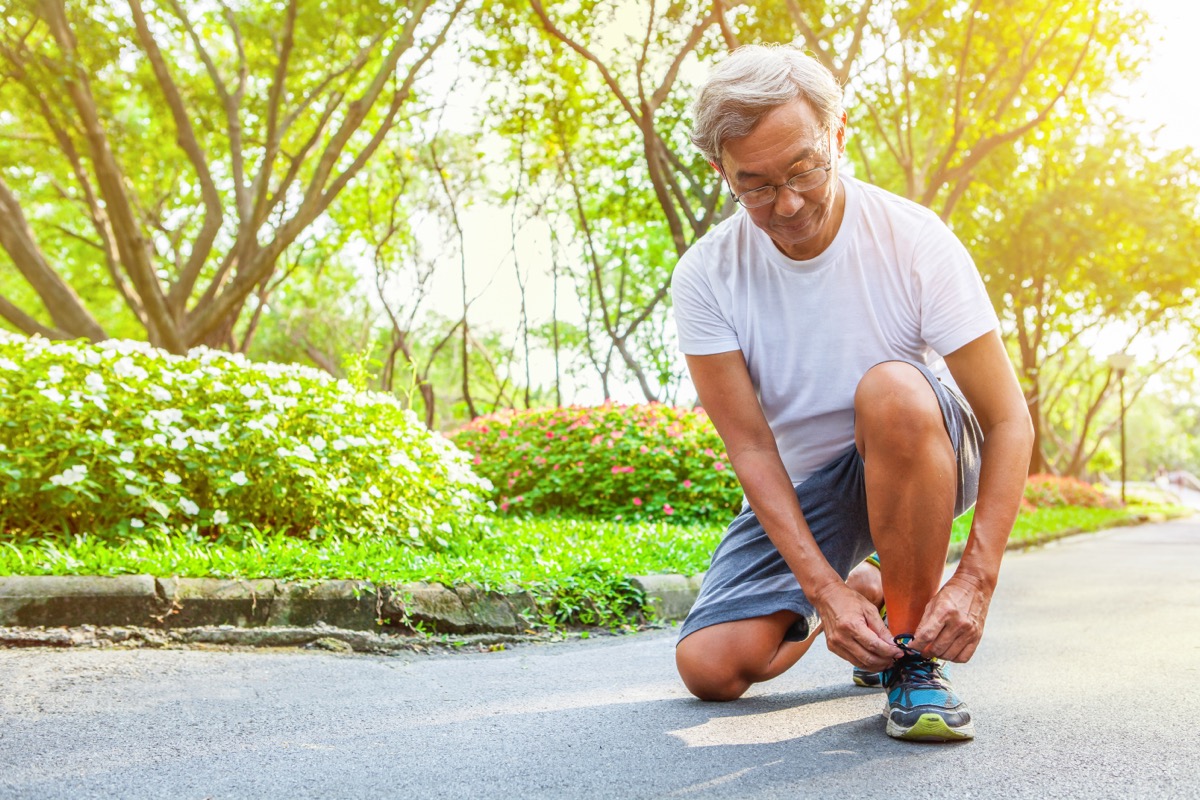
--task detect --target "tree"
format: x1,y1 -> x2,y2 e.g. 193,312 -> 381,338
963,121 -> 1200,475
478,0 -> 733,400
0,0 -> 468,352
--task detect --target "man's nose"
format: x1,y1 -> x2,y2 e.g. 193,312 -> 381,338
773,184 -> 806,216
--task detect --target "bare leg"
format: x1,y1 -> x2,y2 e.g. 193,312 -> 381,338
853,362 -> 957,639
676,564 -> 887,701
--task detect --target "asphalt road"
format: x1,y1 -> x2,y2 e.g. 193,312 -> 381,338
2,519 -> 1198,800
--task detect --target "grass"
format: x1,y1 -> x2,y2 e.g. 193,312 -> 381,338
1,502 -> 1188,628
950,501 -> 1187,547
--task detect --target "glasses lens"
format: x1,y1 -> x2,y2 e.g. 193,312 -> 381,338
787,167 -> 828,193
738,187 -> 775,208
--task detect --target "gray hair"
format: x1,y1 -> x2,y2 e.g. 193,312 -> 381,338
690,44 -> 844,164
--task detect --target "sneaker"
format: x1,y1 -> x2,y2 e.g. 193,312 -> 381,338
881,635 -> 975,742
852,666 -> 884,688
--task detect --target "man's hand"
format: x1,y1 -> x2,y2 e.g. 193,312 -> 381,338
811,581 -> 903,670
910,571 -> 993,662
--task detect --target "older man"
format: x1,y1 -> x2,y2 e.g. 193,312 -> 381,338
671,45 -> 1033,741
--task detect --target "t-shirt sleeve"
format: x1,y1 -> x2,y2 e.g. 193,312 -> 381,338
912,217 -> 999,355
670,250 -> 741,356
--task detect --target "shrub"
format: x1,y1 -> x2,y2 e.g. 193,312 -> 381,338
0,334 -> 493,547
450,402 -> 742,523
1022,474 -> 1120,510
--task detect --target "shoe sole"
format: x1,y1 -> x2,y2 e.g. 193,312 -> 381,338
852,673 -> 882,688
886,712 -> 975,742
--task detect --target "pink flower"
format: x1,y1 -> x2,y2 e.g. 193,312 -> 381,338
632,497 -> 643,506
514,495 -> 524,503
663,504 -> 674,515
500,500 -> 510,512
682,479 -> 693,489
704,448 -> 715,457
714,461 -> 726,471
546,431 -> 556,439
473,456 -> 482,465
639,445 -> 649,454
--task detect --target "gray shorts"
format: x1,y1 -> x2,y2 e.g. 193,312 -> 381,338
677,360 -> 983,644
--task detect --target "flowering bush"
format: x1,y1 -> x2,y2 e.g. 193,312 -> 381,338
450,402 -> 743,523
1023,474 -> 1120,510
0,333 -> 493,548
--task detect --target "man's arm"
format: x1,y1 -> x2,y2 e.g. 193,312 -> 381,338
913,329 -> 1034,661
686,350 -> 903,670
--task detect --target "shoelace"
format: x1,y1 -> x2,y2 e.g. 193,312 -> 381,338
889,634 -> 942,688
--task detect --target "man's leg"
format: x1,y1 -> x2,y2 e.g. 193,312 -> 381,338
853,361 -> 976,741
676,564 -> 884,701
853,361 -> 957,636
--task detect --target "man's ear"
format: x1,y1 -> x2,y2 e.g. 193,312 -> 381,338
835,112 -> 848,156
709,160 -> 722,173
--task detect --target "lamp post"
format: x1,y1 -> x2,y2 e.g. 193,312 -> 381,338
1107,352 -> 1135,505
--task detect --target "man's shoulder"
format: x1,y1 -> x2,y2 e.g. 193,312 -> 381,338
847,175 -> 941,225
675,210 -> 757,277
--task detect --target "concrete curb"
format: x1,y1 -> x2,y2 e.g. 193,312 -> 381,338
0,573 -> 700,634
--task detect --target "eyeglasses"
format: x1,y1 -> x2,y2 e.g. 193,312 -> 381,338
729,164 -> 832,209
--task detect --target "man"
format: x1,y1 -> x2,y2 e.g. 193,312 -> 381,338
670,44 -> 1033,742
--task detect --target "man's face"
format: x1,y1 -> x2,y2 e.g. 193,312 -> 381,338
719,98 -> 847,261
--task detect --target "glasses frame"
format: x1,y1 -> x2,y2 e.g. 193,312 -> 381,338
728,163 -> 833,209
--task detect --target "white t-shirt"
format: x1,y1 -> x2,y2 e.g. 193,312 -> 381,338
671,175 -> 998,485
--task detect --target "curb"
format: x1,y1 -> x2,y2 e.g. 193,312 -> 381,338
0,573 -> 701,635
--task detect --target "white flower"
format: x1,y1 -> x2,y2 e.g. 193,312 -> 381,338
124,484 -> 142,496
39,387 -> 66,403
230,471 -> 248,486
112,356 -> 149,381
179,498 -> 199,516
239,384 -> 257,398
438,522 -> 453,534
49,465 -> 88,486
292,444 -> 316,462
100,429 -> 117,446
0,357 -> 19,371
47,365 -> 65,384
171,436 -> 189,451
163,471 -> 181,485
150,385 -> 172,403
309,435 -> 327,452
130,518 -> 145,529
85,372 -> 106,394
212,510 -> 229,525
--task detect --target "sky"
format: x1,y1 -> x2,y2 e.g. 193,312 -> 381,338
1125,0 -> 1200,151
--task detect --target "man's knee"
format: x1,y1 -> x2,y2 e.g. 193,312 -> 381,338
676,639 -> 751,702
854,362 -> 945,454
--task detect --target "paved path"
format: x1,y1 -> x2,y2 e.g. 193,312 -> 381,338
2,519 -> 1198,799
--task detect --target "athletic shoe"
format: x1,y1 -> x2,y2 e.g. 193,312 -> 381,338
853,666 -> 884,688
881,635 -> 975,742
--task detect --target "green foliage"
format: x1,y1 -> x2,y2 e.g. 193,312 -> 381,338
450,403 -> 742,523
0,334 -> 493,547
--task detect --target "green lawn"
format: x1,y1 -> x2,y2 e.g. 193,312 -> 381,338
1,502 -> 1186,627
